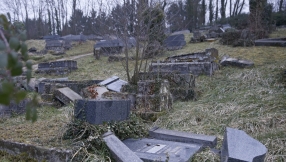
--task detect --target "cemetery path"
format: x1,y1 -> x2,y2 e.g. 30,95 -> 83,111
31,53 -> 93,71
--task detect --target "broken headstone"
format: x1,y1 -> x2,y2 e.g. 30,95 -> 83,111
221,127 -> 267,162
149,127 -> 217,148
54,87 -> 82,105
220,55 -> 254,68
102,131 -> 143,162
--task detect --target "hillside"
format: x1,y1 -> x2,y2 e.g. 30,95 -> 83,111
1,29 -> 286,161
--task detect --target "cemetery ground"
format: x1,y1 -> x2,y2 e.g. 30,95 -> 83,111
1,29 -> 286,161
26,40 -> 96,64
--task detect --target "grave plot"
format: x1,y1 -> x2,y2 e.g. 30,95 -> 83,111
102,127 -> 218,162
45,39 -> 70,55
149,48 -> 219,76
0,100 -> 29,117
36,78 -> 102,106
35,60 -> 77,75
190,30 -> 206,43
102,127 -> 267,162
94,39 -> 124,54
255,37 -> 286,47
163,34 -> 186,50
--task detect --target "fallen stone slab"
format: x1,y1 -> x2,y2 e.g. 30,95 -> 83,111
74,99 -> 131,125
0,139 -> 72,162
149,127 -> 217,148
102,131 -> 143,162
221,127 -> 267,162
220,56 -> 254,68
54,87 -> 82,105
98,76 -> 119,86
255,38 -> 286,47
107,79 -> 128,92
123,138 -> 203,162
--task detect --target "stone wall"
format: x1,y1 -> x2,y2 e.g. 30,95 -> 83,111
0,140 -> 72,162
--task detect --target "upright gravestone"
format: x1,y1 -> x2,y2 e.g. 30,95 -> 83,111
221,127 -> 267,162
74,99 -> 131,125
163,34 -> 186,50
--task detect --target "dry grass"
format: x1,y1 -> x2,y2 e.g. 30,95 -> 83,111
27,40 -> 96,64
2,29 -> 286,161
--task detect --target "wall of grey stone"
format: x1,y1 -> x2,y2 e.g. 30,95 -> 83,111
0,140 -> 72,162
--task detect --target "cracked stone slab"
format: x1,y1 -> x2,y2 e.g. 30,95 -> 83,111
149,127 -> 217,148
221,127 -> 267,162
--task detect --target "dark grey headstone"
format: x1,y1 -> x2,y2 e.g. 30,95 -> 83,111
102,131 -> 143,162
0,100 -> 29,117
221,127 -> 267,162
149,127 -> 217,148
106,79 -> 128,92
163,34 -> 186,50
220,56 -> 254,68
74,99 -> 131,125
98,76 -> 119,86
54,87 -> 82,105
123,138 -> 203,162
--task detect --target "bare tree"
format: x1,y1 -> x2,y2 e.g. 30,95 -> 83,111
220,0 -> 227,19
215,0 -> 219,22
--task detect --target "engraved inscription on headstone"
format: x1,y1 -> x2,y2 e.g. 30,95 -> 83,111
123,138 -> 203,162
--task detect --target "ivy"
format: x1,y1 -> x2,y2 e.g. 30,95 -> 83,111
0,14 -> 37,122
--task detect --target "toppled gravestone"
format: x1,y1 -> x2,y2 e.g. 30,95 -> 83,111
255,37 -> 286,47
149,127 -> 217,148
103,131 -> 143,162
37,79 -> 102,106
36,60 -> 77,75
74,99 -> 131,125
123,138 -> 203,162
220,55 -> 254,68
221,127 -> 267,162
98,76 -> 128,92
0,100 -> 29,117
54,87 -> 82,105
163,34 -> 186,50
150,48 -> 219,76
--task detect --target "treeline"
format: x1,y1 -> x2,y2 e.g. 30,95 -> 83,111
1,0 -> 286,39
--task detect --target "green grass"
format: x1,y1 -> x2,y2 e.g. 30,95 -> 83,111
2,29 -> 286,161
